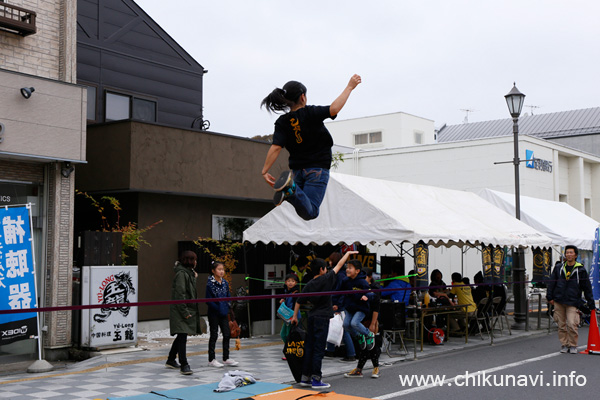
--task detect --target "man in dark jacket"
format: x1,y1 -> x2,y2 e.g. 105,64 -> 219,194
547,245 -> 596,354
167,251 -> 202,375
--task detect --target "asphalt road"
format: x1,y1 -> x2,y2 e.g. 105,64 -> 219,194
326,327 -> 597,400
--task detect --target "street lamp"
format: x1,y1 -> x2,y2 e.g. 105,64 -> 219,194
504,82 -> 526,329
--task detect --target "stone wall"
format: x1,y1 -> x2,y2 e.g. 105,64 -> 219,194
0,0 -> 76,83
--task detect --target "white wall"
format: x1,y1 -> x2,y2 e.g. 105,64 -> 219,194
337,137 -> 557,199
326,112 -> 435,149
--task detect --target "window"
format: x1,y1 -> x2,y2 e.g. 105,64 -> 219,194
212,215 -> 258,241
414,131 -> 423,144
105,92 -> 157,122
585,198 -> 591,217
105,92 -> 130,121
86,86 -> 97,121
369,131 -> 382,143
354,131 -> 382,146
132,98 -> 156,122
354,133 -> 368,145
559,194 -> 568,203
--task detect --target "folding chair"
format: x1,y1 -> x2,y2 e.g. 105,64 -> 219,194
490,295 -> 512,335
468,297 -> 492,340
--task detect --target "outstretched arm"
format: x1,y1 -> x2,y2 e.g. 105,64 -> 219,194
261,144 -> 283,186
333,250 -> 358,274
330,74 -> 361,117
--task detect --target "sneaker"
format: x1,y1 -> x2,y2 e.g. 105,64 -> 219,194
299,380 -> 312,387
282,357 -> 287,361
208,359 -> 224,368
569,347 -> 578,354
357,334 -> 366,350
223,359 -> 239,366
365,331 -> 375,351
165,359 -> 180,369
273,190 -> 286,206
180,364 -> 193,375
560,346 -> 568,353
344,368 -> 363,378
274,171 -> 293,191
371,367 -> 380,379
324,351 -> 336,359
339,356 -> 356,362
311,378 -> 331,389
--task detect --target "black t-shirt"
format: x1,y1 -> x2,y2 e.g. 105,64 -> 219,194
272,105 -> 336,170
297,269 -> 338,318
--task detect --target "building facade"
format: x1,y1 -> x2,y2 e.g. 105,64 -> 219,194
74,0 -> 289,329
333,116 -> 600,220
325,111 -> 436,149
0,0 -> 86,362
331,113 -> 600,281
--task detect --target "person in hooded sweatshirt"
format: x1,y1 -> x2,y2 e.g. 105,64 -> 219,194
206,261 -> 239,368
381,265 -> 412,305
341,259 -> 375,352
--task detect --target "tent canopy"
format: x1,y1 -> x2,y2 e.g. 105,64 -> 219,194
477,188 -> 600,251
243,173 -> 551,249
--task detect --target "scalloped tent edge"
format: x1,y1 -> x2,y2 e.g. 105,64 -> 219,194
243,173 -> 552,250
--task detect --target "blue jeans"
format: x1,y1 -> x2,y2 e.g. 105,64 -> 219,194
301,314 -> 329,381
287,168 -> 329,221
326,328 -> 356,357
343,311 -> 371,337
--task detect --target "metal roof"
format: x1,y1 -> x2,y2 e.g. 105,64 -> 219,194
437,107 -> 600,143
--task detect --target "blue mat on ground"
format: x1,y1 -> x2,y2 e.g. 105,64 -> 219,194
107,381 -> 291,400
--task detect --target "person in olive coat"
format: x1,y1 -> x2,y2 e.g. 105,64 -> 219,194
166,250 -> 202,375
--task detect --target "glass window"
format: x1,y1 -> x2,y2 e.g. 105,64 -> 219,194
105,92 -> 130,121
132,98 -> 157,122
414,131 -> 423,144
354,133 -> 368,145
86,86 -> 96,121
369,131 -> 382,143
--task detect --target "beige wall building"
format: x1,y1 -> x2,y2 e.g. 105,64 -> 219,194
0,1 -> 85,362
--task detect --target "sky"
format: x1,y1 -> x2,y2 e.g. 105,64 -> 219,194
136,0 -> 600,138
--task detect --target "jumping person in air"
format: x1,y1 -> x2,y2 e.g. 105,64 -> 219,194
260,75 -> 362,220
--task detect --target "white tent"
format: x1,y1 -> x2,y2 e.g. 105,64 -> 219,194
477,188 -> 600,251
243,173 -> 551,249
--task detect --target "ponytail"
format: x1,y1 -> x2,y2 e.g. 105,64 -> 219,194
261,80 -> 307,113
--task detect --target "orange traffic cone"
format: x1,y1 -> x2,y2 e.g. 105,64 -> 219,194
581,309 -> 600,354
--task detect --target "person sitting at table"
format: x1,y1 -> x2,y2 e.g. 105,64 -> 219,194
407,270 -> 418,305
449,272 -> 477,334
471,271 -> 489,305
428,269 -> 452,306
381,265 -> 411,305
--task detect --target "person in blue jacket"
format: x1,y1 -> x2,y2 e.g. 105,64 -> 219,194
280,273 -> 301,347
341,259 -> 375,351
381,266 -> 412,304
325,252 -> 356,362
206,261 -> 239,368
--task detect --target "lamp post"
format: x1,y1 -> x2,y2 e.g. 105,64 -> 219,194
504,83 -> 526,329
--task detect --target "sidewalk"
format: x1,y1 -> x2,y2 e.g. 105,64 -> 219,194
0,318 -> 553,400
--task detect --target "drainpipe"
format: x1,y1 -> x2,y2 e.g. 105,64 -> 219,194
353,148 -> 361,175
